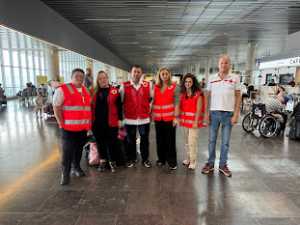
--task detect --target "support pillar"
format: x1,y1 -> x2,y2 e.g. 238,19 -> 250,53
47,46 -> 60,81
244,41 -> 256,84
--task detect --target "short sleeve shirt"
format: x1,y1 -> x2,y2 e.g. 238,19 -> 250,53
207,73 -> 240,112
52,86 -> 82,107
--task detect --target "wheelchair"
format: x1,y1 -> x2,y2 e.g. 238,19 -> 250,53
242,103 -> 287,138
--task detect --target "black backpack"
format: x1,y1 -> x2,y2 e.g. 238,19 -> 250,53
289,102 -> 300,140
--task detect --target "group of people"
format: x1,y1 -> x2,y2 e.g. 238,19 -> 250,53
53,54 -> 241,185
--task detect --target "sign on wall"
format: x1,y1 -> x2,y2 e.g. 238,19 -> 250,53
259,56 -> 300,69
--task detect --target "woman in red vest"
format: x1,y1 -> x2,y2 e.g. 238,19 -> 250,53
91,71 -> 123,172
152,68 -> 179,170
53,68 -> 92,185
179,73 -> 205,170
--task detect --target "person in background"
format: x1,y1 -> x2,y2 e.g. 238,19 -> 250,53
241,83 -> 249,112
179,73 -> 205,170
120,65 -> 152,168
264,85 -> 288,113
91,71 -> 122,172
53,68 -> 92,185
268,78 -> 276,86
35,89 -> 45,117
201,55 -> 241,177
152,68 -> 179,170
200,78 -> 206,89
84,68 -> 93,90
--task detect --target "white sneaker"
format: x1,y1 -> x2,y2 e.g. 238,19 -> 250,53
182,159 -> 190,166
188,162 -> 196,170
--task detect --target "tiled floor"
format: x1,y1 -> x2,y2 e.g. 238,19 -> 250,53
0,100 -> 300,225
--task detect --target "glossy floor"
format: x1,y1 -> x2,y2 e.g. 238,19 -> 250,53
0,100 -> 300,225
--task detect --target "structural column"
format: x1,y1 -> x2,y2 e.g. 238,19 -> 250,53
244,41 -> 256,84
47,46 -> 60,81
205,57 -> 212,81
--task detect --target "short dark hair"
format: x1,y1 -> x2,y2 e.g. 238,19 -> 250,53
71,68 -> 85,76
130,64 -> 142,71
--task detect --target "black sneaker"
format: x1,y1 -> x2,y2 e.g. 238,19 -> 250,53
109,161 -> 117,173
60,174 -> 70,185
71,168 -> 86,177
201,163 -> 214,174
98,161 -> 107,172
219,164 -> 232,177
127,161 -> 135,168
143,160 -> 152,168
169,165 -> 177,170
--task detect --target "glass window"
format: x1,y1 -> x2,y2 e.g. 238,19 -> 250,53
28,69 -> 35,83
10,32 -> 18,49
19,34 -> 25,49
2,50 -> 10,66
0,66 -> 3,85
26,36 -> 32,49
12,51 -> 19,67
34,51 -> 40,72
14,67 -> 21,88
1,31 -> 9,49
22,68 -> 28,85
4,67 -> 12,87
27,51 -> 33,68
20,51 -> 27,67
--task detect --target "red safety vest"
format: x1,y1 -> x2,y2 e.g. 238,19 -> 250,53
61,83 -> 92,131
123,80 -> 150,120
179,91 -> 205,128
91,86 -> 120,127
152,83 -> 176,121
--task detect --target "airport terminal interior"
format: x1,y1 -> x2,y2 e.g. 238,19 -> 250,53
1,0 -> 300,225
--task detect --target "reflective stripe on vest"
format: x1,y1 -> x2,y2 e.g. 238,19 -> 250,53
181,112 -> 195,117
153,104 -> 174,110
66,84 -> 74,94
180,119 -> 194,124
153,112 -> 175,117
63,106 -> 91,111
64,119 -> 91,125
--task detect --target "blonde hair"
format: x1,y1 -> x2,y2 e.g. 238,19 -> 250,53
156,68 -> 172,88
219,54 -> 231,65
95,70 -> 108,91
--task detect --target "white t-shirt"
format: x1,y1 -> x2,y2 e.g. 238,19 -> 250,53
119,78 -> 153,125
207,73 -> 241,112
52,87 -> 82,107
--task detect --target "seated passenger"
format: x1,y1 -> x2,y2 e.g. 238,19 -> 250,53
264,86 -> 287,113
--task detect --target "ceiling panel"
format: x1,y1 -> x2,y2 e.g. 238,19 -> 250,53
40,0 -> 300,69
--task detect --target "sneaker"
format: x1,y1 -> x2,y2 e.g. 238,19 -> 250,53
182,159 -> 190,167
143,160 -> 152,168
127,161 -> 135,168
71,168 -> 86,177
219,165 -> 232,177
109,161 -> 117,173
201,163 -> 214,174
188,162 -> 196,170
156,160 -> 165,167
169,165 -> 177,170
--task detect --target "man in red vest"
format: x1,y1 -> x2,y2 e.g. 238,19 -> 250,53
120,65 -> 152,168
53,68 -> 92,185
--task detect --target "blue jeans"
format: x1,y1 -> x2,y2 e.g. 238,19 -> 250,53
208,111 -> 233,167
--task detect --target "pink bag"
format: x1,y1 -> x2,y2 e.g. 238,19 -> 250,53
88,142 -> 100,166
117,127 -> 127,141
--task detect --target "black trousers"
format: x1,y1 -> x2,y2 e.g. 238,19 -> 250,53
61,129 -> 87,175
155,121 -> 177,167
125,123 -> 150,163
93,126 -> 119,163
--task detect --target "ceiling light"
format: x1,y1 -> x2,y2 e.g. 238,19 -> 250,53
83,18 -> 132,22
